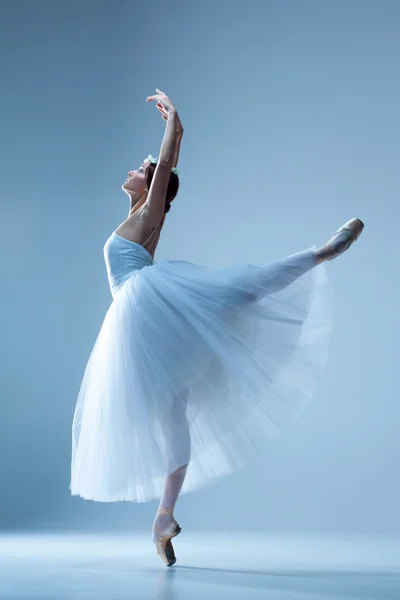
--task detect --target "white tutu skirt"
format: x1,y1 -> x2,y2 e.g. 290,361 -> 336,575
70,247 -> 333,503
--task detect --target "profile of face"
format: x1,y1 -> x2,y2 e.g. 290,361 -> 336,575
122,160 -> 150,198
121,159 -> 179,213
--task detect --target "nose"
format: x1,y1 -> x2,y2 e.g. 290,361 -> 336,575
128,171 -> 134,177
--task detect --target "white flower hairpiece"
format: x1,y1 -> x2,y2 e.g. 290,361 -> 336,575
145,154 -> 180,175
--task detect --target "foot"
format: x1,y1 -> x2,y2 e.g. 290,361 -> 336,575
152,507 -> 181,567
316,218 -> 364,264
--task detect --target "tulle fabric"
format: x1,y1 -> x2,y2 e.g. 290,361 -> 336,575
70,240 -> 333,503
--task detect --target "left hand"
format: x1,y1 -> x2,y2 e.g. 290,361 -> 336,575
147,89 -> 184,135
146,88 -> 176,114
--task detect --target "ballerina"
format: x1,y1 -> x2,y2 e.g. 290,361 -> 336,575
70,89 -> 364,567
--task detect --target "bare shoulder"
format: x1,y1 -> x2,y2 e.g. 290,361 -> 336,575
115,205 -> 160,246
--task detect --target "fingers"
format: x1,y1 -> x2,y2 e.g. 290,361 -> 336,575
147,89 -> 174,116
147,89 -> 169,103
146,93 -> 164,103
156,104 -> 168,121
146,89 -> 166,102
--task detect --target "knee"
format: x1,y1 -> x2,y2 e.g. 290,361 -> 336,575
175,463 -> 189,475
166,456 -> 190,476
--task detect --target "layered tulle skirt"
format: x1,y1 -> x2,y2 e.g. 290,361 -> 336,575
70,247 -> 333,503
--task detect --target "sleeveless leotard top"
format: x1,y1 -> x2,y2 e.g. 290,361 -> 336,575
103,232 -> 154,297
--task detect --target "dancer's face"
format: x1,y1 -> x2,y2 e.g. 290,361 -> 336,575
122,160 -> 149,197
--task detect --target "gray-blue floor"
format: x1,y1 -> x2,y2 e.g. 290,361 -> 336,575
1,532 -> 399,599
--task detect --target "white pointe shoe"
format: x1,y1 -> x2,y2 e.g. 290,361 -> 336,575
153,508 -> 182,567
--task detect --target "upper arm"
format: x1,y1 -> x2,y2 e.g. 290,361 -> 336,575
143,162 -> 172,225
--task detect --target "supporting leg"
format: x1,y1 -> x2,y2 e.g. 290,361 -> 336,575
154,389 -> 191,538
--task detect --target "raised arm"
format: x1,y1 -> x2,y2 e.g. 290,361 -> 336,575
156,98 -> 184,168
143,89 -> 180,224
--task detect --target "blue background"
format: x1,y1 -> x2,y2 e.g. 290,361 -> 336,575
1,0 -> 398,534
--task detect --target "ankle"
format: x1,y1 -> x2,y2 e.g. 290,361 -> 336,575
153,509 -> 174,540
154,507 -> 174,528
157,506 -> 173,516
315,248 -> 326,265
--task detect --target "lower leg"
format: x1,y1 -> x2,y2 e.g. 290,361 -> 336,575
153,464 -> 188,538
243,218 -> 364,302
267,218 -> 365,282
256,248 -> 318,297
154,390 -> 191,540
158,464 -> 188,512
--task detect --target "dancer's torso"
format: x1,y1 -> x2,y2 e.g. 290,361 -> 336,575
104,207 -> 166,296
103,231 -> 154,297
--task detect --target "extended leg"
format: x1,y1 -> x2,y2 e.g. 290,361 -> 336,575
258,248 -> 318,295
244,217 -> 364,302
